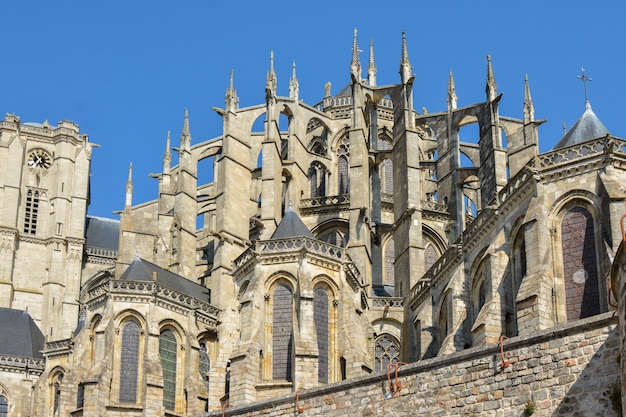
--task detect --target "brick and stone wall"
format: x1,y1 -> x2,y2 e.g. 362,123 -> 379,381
205,312 -> 620,417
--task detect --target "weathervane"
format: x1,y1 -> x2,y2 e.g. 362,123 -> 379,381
577,67 -> 592,103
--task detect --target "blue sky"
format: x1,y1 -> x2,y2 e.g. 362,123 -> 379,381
2,1 -> 624,219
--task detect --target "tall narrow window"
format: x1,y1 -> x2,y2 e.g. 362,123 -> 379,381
119,321 -> 140,403
24,189 -> 40,234
272,284 -> 293,381
314,287 -> 329,383
76,384 -> 84,409
199,342 -> 211,390
308,162 -> 326,197
53,372 -> 63,415
0,395 -> 7,417
374,334 -> 400,372
383,238 -> 395,287
438,293 -> 450,349
561,206 -> 600,320
159,329 -> 177,410
337,137 -> 350,194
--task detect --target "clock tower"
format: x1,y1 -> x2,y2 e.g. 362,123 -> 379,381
0,114 -> 93,341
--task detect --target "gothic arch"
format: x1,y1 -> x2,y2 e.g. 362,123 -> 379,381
313,219 -> 350,248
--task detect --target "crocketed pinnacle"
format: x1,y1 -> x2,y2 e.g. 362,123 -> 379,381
486,55 -> 497,101
447,69 -> 457,110
265,51 -> 277,99
368,39 -> 377,86
289,61 -> 299,100
523,74 -> 534,123
225,69 -> 239,112
350,28 -> 362,81
399,30 -> 412,84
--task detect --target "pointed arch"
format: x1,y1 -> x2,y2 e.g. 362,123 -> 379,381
271,282 -> 294,381
308,161 -> 328,197
374,334 -> 400,372
337,136 -> 350,195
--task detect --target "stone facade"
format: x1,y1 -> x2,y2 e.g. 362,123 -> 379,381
0,29 -> 624,416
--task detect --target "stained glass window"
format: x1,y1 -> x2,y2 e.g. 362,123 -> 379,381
159,329 -> 177,410
272,284 -> 293,381
119,321 -> 139,403
314,287 -> 329,383
561,206 -> 600,320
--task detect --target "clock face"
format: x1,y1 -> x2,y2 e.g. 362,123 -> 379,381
28,149 -> 52,169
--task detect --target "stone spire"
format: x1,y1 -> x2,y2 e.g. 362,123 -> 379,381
289,61 -> 299,100
180,108 -> 191,151
225,69 -> 239,113
523,74 -> 534,123
350,28 -> 362,82
265,51 -> 277,100
163,130 -> 171,173
486,55 -> 497,102
125,162 -> 133,208
399,30 -> 412,84
447,69 -> 458,110
368,39 -> 377,86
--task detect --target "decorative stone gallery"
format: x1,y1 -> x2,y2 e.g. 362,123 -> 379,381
0,29 -> 624,416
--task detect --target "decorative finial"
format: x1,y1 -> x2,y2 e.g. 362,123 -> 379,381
563,122 -> 567,135
447,69 -> 457,110
577,67 -> 592,104
368,39 -> 377,86
399,30 -> 412,83
486,55 -> 497,101
523,74 -> 534,122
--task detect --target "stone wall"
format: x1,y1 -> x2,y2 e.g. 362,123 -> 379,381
204,312 -> 620,417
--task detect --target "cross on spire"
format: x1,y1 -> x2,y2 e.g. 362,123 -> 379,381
577,67 -> 592,103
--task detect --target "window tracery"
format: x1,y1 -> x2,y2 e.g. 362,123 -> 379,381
374,334 -> 400,372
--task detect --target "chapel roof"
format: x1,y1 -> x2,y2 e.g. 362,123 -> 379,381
552,101 -> 609,149
0,307 -> 44,359
271,205 -> 314,239
119,257 -> 211,302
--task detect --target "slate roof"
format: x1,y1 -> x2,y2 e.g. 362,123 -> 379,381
553,101 -> 609,149
0,307 -> 44,359
119,257 -> 211,302
271,207 -> 314,239
85,215 -> 120,251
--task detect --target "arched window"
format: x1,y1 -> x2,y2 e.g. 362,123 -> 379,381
24,189 -> 40,234
314,287 -> 330,383
560,206 -> 600,320
379,137 -> 393,194
119,321 -> 140,403
383,238 -> 395,287
374,334 -> 400,372
337,137 -> 350,194
52,371 -> 63,415
308,162 -> 327,197
199,342 -> 211,390
424,243 -> 438,273
0,394 -> 7,417
272,284 -> 293,381
319,229 -> 348,248
159,329 -> 178,410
